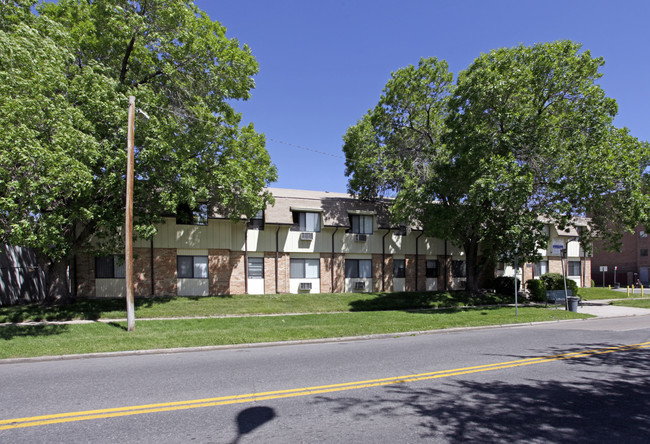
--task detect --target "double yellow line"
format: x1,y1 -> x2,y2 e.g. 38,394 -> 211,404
2,341 -> 649,431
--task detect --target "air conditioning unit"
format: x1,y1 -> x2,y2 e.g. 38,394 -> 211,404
300,232 -> 314,241
299,282 -> 312,291
355,234 -> 367,242
354,281 -> 366,290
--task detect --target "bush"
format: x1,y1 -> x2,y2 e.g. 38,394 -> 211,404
526,279 -> 546,302
540,272 -> 579,296
489,276 -> 520,295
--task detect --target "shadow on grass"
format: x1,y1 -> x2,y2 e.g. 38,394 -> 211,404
0,324 -> 69,340
348,291 -> 515,312
0,297 -> 178,323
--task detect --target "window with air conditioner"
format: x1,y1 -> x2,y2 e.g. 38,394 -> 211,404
354,281 -> 366,290
345,259 -> 372,278
349,214 -> 373,235
300,232 -> 314,241
290,259 -> 320,279
299,282 -> 312,290
292,211 -> 321,232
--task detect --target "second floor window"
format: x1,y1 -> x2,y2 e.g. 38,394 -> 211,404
350,214 -> 373,234
292,211 -> 321,232
248,210 -> 264,230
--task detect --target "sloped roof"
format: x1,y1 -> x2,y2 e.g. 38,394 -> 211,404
264,188 -> 393,228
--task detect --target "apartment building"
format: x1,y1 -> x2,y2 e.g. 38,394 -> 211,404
591,225 -> 649,286
75,188 -> 591,298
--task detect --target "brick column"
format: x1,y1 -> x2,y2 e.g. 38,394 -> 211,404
405,254 -> 416,292
133,247 -> 152,297
333,253 -> 345,293
154,248 -> 177,296
417,255 -> 427,292
439,255 -> 452,291
264,252 -> 276,294
75,254 -> 95,298
209,249 -> 232,295
276,253 -> 290,294
583,256 -> 592,287
229,252 -> 245,295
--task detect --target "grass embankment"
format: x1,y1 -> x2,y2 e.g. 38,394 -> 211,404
578,287 -> 627,300
0,291 -> 591,359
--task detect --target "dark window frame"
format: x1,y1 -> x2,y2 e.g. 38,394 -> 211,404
95,255 -> 125,279
393,259 -> 406,278
248,210 -> 264,230
345,259 -> 372,278
349,214 -> 373,235
248,257 -> 264,279
291,211 -> 321,232
290,258 -> 321,279
426,259 -> 439,278
176,203 -> 208,226
567,260 -> 581,276
452,260 -> 466,278
177,255 -> 209,279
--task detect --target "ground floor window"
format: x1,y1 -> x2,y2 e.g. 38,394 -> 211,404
568,260 -> 581,276
248,257 -> 264,279
534,260 -> 548,277
452,260 -> 466,278
345,259 -> 372,278
177,256 -> 208,279
393,259 -> 406,278
290,258 -> 320,278
95,255 -> 125,279
426,259 -> 439,278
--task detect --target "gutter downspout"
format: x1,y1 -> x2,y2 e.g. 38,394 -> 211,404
244,226 -> 248,294
382,230 -> 389,292
415,232 -> 424,292
275,226 -> 280,293
331,227 -> 339,293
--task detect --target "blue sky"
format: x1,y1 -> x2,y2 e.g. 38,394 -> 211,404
197,0 -> 650,194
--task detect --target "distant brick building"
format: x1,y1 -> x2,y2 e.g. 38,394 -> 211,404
591,225 -> 650,287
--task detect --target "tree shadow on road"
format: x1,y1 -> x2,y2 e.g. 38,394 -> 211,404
313,345 -> 650,442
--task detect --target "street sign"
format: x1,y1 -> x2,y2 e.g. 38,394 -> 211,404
599,266 -> 608,272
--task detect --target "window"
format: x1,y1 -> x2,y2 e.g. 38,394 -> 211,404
176,203 -> 208,225
534,260 -> 548,277
640,230 -> 648,238
177,256 -> 208,279
452,260 -> 466,278
248,210 -> 264,230
349,214 -> 373,234
568,260 -> 581,276
345,259 -> 372,278
641,249 -> 648,257
95,255 -> 125,279
290,258 -> 320,278
426,260 -> 439,278
497,262 -> 505,271
393,259 -> 406,278
292,211 -> 321,232
248,257 -> 264,279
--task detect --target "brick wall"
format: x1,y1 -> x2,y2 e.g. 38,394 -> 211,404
230,253 -> 245,295
405,254 -> 416,292
154,248 -> 177,296
264,253 -> 276,294
208,249 -> 232,295
372,254 -> 383,292
75,253 -> 95,298
438,255 -> 452,291
333,253 -> 345,293
133,247 -> 152,297
417,255 -> 428,291
320,254 -> 332,293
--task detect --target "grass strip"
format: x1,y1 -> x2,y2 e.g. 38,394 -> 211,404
611,298 -> 650,309
0,307 -> 590,359
0,291 -> 515,323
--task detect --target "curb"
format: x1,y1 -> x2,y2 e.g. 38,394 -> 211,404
0,317 -> 593,365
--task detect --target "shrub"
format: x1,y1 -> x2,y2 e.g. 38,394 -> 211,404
489,276 -> 520,295
540,272 -> 579,296
526,279 -> 546,302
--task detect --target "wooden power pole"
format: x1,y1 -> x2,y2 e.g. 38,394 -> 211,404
125,96 -> 136,331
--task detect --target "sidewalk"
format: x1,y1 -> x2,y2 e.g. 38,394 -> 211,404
575,299 -> 650,318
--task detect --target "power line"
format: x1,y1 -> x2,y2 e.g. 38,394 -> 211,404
141,102 -> 345,160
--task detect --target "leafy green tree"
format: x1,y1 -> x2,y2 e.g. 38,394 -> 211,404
0,0 -> 277,302
344,41 -> 649,292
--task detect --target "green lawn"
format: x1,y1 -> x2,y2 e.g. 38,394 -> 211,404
611,298 -> 650,309
0,291 -> 517,323
578,287 -> 631,300
0,306 -> 589,359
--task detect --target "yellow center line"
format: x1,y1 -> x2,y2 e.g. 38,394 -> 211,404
2,341 -> 648,430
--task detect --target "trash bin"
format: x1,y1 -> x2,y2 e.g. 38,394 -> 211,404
614,283 -> 620,289
567,296 -> 579,312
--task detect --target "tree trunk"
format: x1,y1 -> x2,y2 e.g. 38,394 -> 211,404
35,251 -> 73,304
464,240 -> 481,293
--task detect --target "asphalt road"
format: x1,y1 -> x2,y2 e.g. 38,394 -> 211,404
1,316 -> 649,443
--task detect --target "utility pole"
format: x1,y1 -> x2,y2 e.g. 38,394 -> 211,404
125,96 -> 136,331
